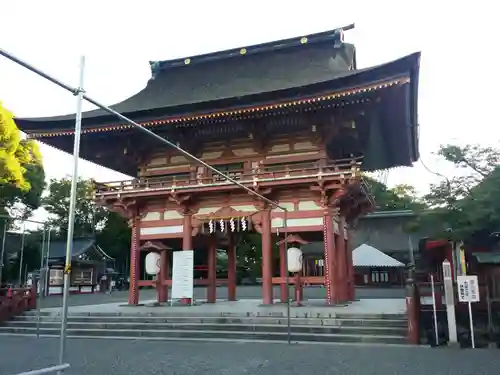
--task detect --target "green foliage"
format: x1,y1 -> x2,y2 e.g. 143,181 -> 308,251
0,102 -> 45,215
95,211 -> 131,263
42,177 -> 107,237
421,144 -> 500,241
42,177 -> 131,267
0,230 -> 43,283
363,176 -> 424,211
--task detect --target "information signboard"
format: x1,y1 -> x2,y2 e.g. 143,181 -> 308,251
171,250 -> 194,300
456,274 -> 479,348
457,275 -> 480,303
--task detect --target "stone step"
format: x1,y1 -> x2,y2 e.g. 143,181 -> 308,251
22,310 -> 406,320
12,315 -> 407,327
0,326 -> 408,345
3,321 -> 406,336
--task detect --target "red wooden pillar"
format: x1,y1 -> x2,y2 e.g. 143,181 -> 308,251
279,241 -> 287,303
261,209 -> 273,304
345,236 -> 355,301
323,210 -> 337,304
182,214 -> 193,304
336,216 -> 348,302
207,236 -> 217,303
227,236 -> 237,301
183,214 -> 193,250
128,217 -> 140,305
157,250 -> 169,303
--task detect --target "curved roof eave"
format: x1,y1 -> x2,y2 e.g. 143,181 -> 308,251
16,52 -> 420,134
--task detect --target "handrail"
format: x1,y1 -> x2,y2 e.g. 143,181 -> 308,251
95,161 -> 362,195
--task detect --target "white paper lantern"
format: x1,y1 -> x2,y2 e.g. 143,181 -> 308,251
145,252 -> 161,275
287,247 -> 303,273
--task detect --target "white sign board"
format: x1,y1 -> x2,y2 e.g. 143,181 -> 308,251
457,275 -> 480,303
171,250 -> 194,300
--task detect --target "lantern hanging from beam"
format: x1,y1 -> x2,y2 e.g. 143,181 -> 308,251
145,252 -> 161,275
287,247 -> 303,273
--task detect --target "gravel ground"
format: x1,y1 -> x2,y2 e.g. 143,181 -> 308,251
1,337 -> 499,375
40,286 -> 406,308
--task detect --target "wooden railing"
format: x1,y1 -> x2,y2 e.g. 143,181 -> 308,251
95,159 -> 361,196
0,286 -> 37,323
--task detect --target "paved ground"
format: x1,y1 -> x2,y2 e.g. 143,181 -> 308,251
40,286 -> 406,308
2,337 -> 499,375
40,298 -> 407,317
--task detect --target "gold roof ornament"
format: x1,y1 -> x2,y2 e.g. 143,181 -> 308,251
300,37 -> 308,44
184,58 -> 191,65
240,48 -> 247,55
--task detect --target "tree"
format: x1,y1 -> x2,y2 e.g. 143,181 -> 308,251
363,176 -> 423,211
42,178 -> 107,237
42,177 -> 131,268
95,211 -> 130,269
421,144 -> 500,240
0,101 -> 45,217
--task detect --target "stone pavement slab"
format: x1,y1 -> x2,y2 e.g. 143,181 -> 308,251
40,298 -> 407,318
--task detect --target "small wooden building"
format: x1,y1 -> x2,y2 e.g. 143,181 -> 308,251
45,239 -> 114,295
352,244 -> 405,286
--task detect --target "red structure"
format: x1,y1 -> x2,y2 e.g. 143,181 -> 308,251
15,26 -> 420,305
0,286 -> 37,323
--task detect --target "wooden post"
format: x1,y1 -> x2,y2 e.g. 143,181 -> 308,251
406,278 -> 420,345
294,272 -> 303,306
323,210 -> 337,304
261,209 -> 273,304
182,214 -> 193,304
337,216 -> 347,302
227,236 -> 237,301
128,217 -> 140,305
345,236 -> 355,301
157,250 -> 168,303
207,236 -> 217,303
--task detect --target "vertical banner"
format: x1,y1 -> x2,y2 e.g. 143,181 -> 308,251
459,242 -> 467,276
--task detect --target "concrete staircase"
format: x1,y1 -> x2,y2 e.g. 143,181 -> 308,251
0,310 -> 409,345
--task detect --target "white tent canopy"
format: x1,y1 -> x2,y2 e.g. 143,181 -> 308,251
353,244 -> 405,268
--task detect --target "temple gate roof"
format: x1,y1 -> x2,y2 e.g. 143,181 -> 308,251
14,25 -> 421,175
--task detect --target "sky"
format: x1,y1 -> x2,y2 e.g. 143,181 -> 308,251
0,0 -> 497,226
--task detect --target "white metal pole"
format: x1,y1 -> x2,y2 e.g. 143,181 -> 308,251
0,219 -> 7,285
283,210 -> 291,345
18,225 -> 26,285
58,55 -> 85,373
36,228 -> 46,338
468,301 -> 475,348
12,363 -> 70,375
430,274 -> 439,345
44,229 -> 51,296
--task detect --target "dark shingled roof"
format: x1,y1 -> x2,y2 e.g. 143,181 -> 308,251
47,238 -> 95,259
14,26 -> 421,175
16,27 -> 358,128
